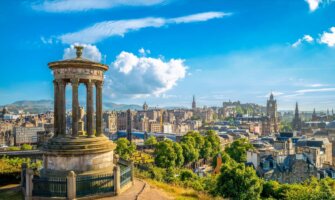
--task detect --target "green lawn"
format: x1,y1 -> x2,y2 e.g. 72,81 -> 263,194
0,188 -> 23,200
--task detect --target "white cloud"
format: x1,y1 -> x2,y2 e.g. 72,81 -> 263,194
306,83 -> 328,87
295,88 -> 335,94
305,0 -> 322,12
63,43 -> 102,62
40,36 -> 54,44
138,48 -> 151,57
32,0 -> 166,12
104,50 -> 187,98
292,34 -> 314,47
169,12 -> 230,24
58,11 -> 229,44
319,27 -> 335,47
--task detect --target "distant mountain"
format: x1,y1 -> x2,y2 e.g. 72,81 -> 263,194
0,100 -> 53,114
0,100 -> 143,114
103,102 -> 142,111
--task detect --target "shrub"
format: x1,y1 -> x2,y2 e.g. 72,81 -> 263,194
21,144 -> 33,151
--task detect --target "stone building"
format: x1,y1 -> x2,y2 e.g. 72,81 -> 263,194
143,102 -> 148,111
295,137 -> 332,166
257,154 -> 318,183
14,126 -> 44,145
103,111 -> 117,133
292,102 -> 302,131
262,93 -> 279,135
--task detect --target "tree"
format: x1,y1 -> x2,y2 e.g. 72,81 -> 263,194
200,139 -> 212,159
225,138 -> 253,163
216,154 -> 263,200
179,169 -> 198,181
144,136 -> 157,146
115,138 -> 136,160
204,130 -> 221,157
185,131 -> 204,150
173,142 -> 184,167
154,140 -> 177,168
180,135 -> 199,164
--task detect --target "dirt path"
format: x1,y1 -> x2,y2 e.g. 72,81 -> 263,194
99,179 -> 171,200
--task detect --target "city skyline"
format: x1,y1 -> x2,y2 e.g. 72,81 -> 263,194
1,0 -> 335,110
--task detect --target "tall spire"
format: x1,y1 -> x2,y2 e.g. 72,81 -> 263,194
192,95 -> 196,110
270,92 -> 274,100
295,102 -> 299,117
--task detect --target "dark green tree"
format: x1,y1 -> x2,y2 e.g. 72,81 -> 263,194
154,140 -> 177,168
205,130 -> 221,157
144,135 -> 157,146
173,142 -> 184,167
200,139 -> 212,159
216,154 -> 263,200
115,138 -> 136,160
225,138 -> 254,163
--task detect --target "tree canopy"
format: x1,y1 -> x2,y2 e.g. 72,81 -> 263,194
216,153 -> 263,200
115,138 -> 136,160
144,135 -> 158,146
154,140 -> 177,168
225,138 -> 254,163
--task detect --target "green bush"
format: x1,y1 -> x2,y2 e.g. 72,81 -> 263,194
7,146 -> 20,151
21,144 -> 33,150
179,169 -> 198,181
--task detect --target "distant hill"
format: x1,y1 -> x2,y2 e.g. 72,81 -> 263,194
0,100 -> 142,114
0,100 -> 54,114
103,102 -> 142,111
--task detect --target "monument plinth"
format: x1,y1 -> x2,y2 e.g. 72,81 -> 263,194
42,46 -> 116,177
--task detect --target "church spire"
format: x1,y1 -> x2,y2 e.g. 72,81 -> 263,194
295,102 -> 299,117
192,95 -> 196,110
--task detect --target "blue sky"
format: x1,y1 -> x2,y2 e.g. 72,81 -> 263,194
0,0 -> 335,110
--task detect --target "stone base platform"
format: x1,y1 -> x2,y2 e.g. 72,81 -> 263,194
41,135 -> 116,177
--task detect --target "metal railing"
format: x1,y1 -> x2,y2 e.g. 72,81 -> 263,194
76,174 -> 114,197
120,166 -> 132,187
32,176 -> 67,197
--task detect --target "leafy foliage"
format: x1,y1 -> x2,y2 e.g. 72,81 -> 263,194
216,152 -> 263,200
261,177 -> 335,200
154,140 -> 177,168
144,136 -> 157,146
0,156 -> 42,174
225,138 -> 254,163
21,144 -> 33,150
115,138 -> 136,160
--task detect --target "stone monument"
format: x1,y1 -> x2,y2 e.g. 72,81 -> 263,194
42,46 -> 116,177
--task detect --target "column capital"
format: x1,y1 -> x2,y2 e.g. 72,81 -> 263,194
86,79 -> 94,87
95,81 -> 103,87
56,79 -> 66,86
71,78 -> 80,86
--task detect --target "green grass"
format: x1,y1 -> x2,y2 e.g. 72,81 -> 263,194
144,179 -> 222,200
0,189 -> 23,200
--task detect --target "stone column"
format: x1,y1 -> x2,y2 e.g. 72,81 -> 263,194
21,163 -> 27,187
131,161 -> 135,185
114,166 -> 120,195
96,81 -> 103,136
86,80 -> 94,137
67,171 -> 76,200
53,80 -> 59,137
71,79 -> 79,138
57,80 -> 66,136
25,169 -> 33,199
